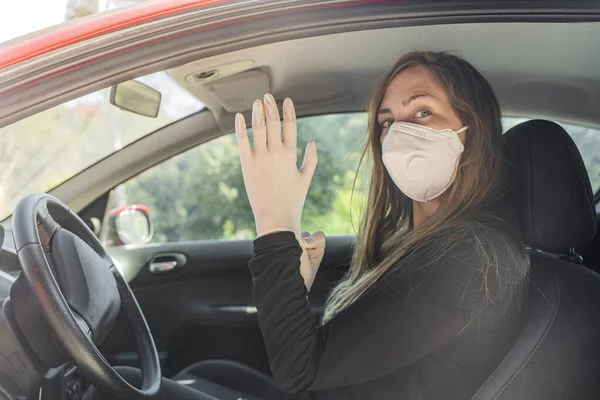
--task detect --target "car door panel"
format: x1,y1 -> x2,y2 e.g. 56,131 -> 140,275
102,236 -> 353,377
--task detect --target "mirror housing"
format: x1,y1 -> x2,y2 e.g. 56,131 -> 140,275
104,204 -> 153,247
110,80 -> 161,118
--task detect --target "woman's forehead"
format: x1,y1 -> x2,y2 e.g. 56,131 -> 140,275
381,66 -> 447,107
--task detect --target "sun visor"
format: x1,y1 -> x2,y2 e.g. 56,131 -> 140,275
170,59 -> 270,113
201,69 -> 270,113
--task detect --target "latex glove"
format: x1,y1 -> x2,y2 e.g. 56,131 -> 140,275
235,94 -> 318,237
299,231 -> 326,290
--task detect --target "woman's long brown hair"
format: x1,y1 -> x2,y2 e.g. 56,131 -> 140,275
322,51 -> 526,323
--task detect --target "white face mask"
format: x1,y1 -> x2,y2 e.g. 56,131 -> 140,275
381,122 -> 467,203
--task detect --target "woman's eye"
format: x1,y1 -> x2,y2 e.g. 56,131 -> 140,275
380,119 -> 394,129
415,109 -> 432,118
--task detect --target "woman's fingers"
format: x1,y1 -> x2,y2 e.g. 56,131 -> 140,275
252,99 -> 267,153
264,94 -> 282,149
303,231 -> 326,249
283,98 -> 297,152
300,140 -> 318,183
235,113 -> 252,164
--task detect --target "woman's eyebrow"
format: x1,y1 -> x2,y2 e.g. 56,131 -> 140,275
402,92 -> 437,106
378,92 -> 439,114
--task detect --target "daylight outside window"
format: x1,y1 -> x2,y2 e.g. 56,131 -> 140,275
0,71 -> 204,220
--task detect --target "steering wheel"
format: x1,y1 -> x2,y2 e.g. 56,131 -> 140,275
12,194 -> 161,399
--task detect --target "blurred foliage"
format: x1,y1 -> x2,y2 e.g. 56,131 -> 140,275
115,115 -> 600,244
115,113 -> 369,242
0,72 -> 203,220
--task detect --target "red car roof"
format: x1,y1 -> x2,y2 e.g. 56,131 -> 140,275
0,0 -> 390,71
0,0 -> 227,70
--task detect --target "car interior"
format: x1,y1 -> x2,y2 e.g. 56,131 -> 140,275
1,9 -> 600,400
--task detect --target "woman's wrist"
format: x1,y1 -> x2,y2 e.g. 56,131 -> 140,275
255,217 -> 299,237
256,227 -> 294,237
255,226 -> 307,250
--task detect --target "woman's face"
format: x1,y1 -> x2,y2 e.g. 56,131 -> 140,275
378,66 -> 466,145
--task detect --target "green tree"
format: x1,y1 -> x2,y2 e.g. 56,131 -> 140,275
117,113 -> 368,243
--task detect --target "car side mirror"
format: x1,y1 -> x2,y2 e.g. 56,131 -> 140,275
110,80 -> 161,118
105,205 -> 153,246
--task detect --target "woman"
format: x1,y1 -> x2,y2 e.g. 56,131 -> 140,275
236,51 -> 529,399
84,51 -> 528,400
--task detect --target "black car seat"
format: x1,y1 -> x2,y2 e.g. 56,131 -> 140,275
472,120 -> 600,399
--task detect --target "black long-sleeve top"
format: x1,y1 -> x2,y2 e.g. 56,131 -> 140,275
248,220 -> 528,400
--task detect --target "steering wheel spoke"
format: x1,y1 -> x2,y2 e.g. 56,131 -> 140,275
37,212 -> 60,251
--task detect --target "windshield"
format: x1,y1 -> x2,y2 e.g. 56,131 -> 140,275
1,0 -> 152,45
0,71 -> 204,219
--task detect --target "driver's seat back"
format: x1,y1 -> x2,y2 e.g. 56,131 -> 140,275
472,120 -> 600,399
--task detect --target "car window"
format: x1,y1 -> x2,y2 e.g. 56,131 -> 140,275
102,114 -> 600,246
103,113 -> 367,245
503,117 -> 600,191
0,71 -> 204,221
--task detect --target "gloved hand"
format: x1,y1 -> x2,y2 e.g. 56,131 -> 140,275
299,231 -> 326,290
235,94 -> 318,237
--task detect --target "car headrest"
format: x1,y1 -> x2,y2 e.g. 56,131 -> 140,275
504,119 -> 596,248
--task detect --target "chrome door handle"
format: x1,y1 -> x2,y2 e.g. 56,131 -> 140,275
149,261 -> 178,274
148,253 -> 187,274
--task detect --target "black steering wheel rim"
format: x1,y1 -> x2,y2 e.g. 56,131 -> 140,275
12,193 -> 161,399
